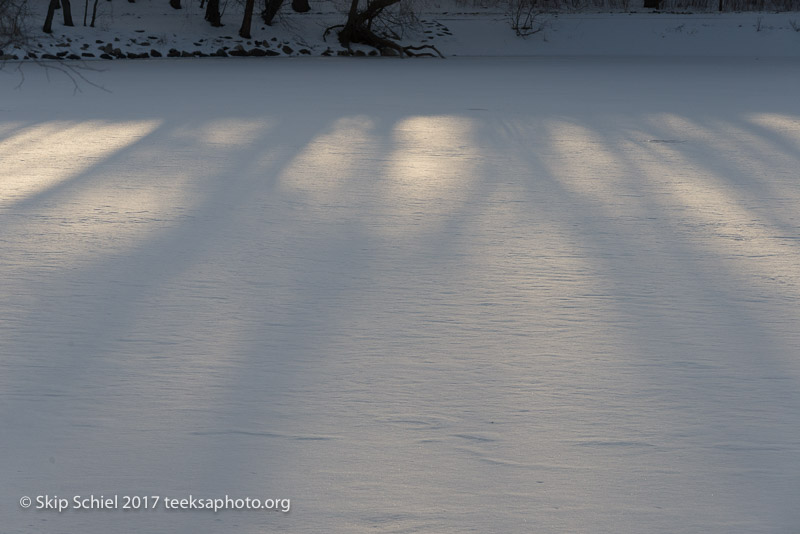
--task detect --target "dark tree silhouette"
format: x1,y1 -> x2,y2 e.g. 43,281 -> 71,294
205,0 -> 222,26
61,0 -> 74,26
43,0 -> 58,32
89,0 -> 99,26
261,0 -> 283,25
239,0 -> 255,37
292,0 -> 310,12
335,0 -> 443,56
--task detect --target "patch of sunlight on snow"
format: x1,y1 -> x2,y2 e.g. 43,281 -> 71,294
706,118 -> 796,165
0,118 -> 265,272
644,144 -> 793,249
0,121 -> 25,138
379,115 -> 481,227
630,118 -> 800,308
540,120 -> 629,209
172,118 -> 272,148
648,112 -> 697,137
278,115 -> 376,199
673,115 -> 800,186
0,120 -> 161,208
745,113 -> 800,149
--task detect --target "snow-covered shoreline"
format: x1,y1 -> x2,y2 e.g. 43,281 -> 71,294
3,3 -> 800,62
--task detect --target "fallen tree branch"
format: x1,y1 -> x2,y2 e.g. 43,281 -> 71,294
402,44 -> 444,58
323,23 -> 343,42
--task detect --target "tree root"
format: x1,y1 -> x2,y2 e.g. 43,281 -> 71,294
402,44 -> 444,58
333,23 -> 444,57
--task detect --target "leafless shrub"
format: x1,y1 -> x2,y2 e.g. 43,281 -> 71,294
1,0 -> 27,50
658,0 -> 798,11
369,0 -> 422,40
499,0 -> 800,12
508,0 -> 544,36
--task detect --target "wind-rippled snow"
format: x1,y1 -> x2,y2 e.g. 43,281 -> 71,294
2,58 -> 799,533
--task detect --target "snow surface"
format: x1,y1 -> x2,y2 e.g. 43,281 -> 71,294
2,54 -> 800,533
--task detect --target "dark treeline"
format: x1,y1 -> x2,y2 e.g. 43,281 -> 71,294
2,0 -> 799,58
31,0 -> 438,55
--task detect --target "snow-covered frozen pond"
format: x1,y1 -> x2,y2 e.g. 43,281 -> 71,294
2,57 -> 799,533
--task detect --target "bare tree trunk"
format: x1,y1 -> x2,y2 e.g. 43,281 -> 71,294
340,0 -> 402,51
83,0 -> 88,25
205,0 -> 222,26
239,0 -> 255,37
43,0 -> 58,32
291,0 -> 310,12
347,0 -> 359,23
261,0 -> 283,25
90,0 -> 99,26
338,0 -> 360,46
62,0 -> 74,25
